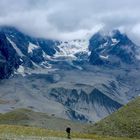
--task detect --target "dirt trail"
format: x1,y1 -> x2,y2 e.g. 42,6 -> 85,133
0,135 -> 93,140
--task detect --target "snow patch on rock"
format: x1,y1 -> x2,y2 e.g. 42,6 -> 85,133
28,43 -> 39,54
7,37 -> 24,57
100,55 -> 109,59
17,65 -> 25,76
111,38 -> 120,45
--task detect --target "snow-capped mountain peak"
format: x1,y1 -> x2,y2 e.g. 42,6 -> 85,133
55,39 -> 89,58
89,30 -> 139,65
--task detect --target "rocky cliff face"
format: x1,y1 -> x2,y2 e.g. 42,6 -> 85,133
0,32 -> 21,78
47,88 -> 122,122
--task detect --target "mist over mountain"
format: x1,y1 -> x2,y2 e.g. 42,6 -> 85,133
0,0 -> 140,44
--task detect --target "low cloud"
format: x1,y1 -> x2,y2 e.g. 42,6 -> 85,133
0,0 -> 140,43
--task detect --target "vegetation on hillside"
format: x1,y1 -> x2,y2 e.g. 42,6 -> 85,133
86,97 -> 140,138
0,108 -> 86,132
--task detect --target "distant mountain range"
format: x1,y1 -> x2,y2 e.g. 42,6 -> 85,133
0,26 -> 140,122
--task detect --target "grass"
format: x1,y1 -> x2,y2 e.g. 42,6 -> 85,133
0,109 -> 30,122
86,97 -> 140,139
0,125 -> 139,140
0,108 -> 86,132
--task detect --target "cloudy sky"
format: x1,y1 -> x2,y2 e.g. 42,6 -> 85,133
0,0 -> 140,43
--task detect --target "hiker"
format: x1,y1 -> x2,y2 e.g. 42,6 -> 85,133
66,127 -> 71,139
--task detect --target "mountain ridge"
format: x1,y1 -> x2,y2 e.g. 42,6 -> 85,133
0,26 -> 140,122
